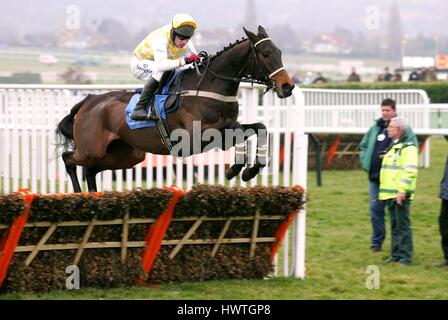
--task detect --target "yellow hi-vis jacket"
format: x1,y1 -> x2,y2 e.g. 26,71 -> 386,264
379,138 -> 418,200
133,24 -> 196,71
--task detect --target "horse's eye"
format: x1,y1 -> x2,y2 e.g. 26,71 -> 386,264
262,51 -> 271,58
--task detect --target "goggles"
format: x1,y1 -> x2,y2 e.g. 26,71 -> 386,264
175,34 -> 191,41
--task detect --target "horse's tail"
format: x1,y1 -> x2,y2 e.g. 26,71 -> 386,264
55,94 -> 94,150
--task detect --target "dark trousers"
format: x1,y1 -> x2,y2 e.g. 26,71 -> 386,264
369,181 -> 386,247
386,198 -> 413,263
439,199 -> 448,261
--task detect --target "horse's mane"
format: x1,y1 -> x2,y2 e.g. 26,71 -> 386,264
210,38 -> 249,61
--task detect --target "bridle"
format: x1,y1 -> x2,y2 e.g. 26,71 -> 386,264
251,38 -> 286,84
198,37 -> 285,93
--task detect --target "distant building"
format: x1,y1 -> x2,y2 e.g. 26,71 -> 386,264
303,31 -> 353,55
38,54 -> 58,65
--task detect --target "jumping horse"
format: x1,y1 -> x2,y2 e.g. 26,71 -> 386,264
56,26 -> 295,192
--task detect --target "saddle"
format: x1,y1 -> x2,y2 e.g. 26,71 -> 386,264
146,70 -> 184,117
124,70 -> 186,152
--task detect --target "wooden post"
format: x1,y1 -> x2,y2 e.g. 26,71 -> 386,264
24,223 -> 58,266
121,211 -> 130,264
250,211 -> 261,258
169,217 -> 204,260
211,218 -> 232,257
73,219 -> 96,266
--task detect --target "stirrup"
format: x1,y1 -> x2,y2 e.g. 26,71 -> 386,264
146,113 -> 158,121
130,112 -> 158,121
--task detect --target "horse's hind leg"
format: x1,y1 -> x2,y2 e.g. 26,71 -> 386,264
241,123 -> 268,182
85,168 -> 98,192
62,151 -> 82,193
84,141 -> 146,192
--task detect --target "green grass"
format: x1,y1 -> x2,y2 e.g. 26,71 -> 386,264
1,137 -> 447,300
0,47 -> 139,84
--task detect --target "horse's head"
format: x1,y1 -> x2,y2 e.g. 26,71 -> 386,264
244,25 -> 295,98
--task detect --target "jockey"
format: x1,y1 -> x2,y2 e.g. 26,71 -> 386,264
130,14 -> 200,121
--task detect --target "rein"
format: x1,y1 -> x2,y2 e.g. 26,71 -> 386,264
198,37 -> 284,93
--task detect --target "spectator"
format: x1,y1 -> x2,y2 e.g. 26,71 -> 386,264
312,72 -> 327,84
292,73 -> 301,84
347,67 -> 361,82
380,117 -> 419,265
419,67 -> 428,81
380,67 -> 393,81
422,67 -> 437,82
303,71 -> 314,85
436,155 -> 448,268
360,99 -> 418,253
408,69 -> 420,81
392,69 -> 402,82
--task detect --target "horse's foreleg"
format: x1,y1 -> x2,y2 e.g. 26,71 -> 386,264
62,151 -> 82,193
224,122 -> 247,180
225,143 -> 246,180
241,123 -> 268,182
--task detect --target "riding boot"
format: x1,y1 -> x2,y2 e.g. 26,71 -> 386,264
130,77 -> 159,121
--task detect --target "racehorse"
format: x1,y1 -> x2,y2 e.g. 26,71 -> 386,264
56,25 -> 295,192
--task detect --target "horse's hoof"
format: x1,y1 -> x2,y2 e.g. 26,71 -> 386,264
225,167 -> 237,180
226,165 -> 243,180
242,166 -> 259,182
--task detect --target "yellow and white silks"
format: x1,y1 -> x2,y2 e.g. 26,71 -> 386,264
130,23 -> 197,81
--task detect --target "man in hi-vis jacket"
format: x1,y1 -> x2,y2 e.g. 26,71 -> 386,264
379,117 -> 418,265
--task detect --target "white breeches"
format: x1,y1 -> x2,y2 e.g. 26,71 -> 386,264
130,56 -> 164,81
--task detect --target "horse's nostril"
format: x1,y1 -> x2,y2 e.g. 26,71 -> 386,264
282,83 -> 294,95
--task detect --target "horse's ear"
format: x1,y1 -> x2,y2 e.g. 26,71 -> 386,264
258,25 -> 268,37
243,27 -> 257,43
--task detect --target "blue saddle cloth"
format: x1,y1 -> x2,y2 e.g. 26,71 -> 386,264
125,71 -> 180,130
125,94 -> 169,129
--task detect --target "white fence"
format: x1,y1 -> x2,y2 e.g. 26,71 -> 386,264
0,84 -> 308,194
252,88 -> 448,168
0,84 -> 308,278
299,89 -> 448,135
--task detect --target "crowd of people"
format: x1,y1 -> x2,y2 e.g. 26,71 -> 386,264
407,67 -> 438,82
291,66 -> 440,85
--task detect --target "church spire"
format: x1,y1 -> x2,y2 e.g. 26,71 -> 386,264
387,1 -> 403,59
244,0 -> 258,30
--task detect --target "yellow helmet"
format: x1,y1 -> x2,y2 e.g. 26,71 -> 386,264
171,14 -> 198,38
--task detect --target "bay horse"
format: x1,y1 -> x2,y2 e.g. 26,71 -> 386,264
56,25 -> 295,192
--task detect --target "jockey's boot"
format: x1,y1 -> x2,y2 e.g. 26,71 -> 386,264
130,77 -> 159,121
